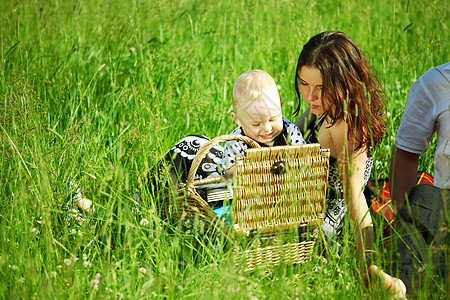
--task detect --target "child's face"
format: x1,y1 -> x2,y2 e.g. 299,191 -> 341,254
298,66 -> 329,115
232,94 -> 283,146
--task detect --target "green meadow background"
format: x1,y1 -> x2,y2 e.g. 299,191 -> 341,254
0,0 -> 448,298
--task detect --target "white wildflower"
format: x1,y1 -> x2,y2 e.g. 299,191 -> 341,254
140,218 -> 149,226
64,259 -> 72,266
51,271 -> 57,278
90,279 -> 100,291
90,273 -> 101,291
83,261 -> 91,268
138,267 -> 147,275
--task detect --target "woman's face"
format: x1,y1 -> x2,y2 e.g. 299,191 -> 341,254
298,66 -> 328,115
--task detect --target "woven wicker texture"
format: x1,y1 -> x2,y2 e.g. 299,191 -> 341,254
233,144 -> 330,234
176,185 -> 221,229
234,240 -> 315,271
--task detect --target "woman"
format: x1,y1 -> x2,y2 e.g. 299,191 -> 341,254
293,31 -> 387,261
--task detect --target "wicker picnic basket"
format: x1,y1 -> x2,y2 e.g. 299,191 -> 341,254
167,134 -> 330,270
232,144 -> 330,270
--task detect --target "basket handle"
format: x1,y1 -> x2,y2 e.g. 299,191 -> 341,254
186,134 -> 261,188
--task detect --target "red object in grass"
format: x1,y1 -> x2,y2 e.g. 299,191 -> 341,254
368,171 -> 434,225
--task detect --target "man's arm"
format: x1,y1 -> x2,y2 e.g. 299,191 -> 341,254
389,146 -> 420,213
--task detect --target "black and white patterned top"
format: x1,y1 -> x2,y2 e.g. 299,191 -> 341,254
169,134 -> 224,181
221,117 -> 305,170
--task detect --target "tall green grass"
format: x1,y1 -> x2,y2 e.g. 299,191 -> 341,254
1,0 -> 448,298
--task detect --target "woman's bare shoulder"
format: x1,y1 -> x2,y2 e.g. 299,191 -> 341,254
318,118 -> 344,157
325,118 -> 346,146
327,118 -> 346,135
325,118 -> 366,159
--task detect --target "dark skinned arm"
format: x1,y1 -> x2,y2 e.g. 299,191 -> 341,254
389,146 -> 420,213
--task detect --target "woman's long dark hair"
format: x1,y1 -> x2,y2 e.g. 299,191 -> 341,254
294,31 -> 386,150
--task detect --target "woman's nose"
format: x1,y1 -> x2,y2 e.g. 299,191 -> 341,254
305,87 -> 318,102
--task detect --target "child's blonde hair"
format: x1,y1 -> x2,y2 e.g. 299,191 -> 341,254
232,70 -> 280,113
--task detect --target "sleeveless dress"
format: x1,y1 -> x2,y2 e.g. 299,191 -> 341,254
304,115 -> 373,241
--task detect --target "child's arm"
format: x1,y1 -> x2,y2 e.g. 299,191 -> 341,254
222,140 -> 243,178
224,165 -> 235,177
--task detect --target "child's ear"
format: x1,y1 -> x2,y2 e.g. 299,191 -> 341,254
230,112 -> 237,122
231,112 -> 241,126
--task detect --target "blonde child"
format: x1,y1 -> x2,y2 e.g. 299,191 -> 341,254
222,70 -> 304,175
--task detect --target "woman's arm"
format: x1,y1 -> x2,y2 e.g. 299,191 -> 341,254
328,120 -> 374,262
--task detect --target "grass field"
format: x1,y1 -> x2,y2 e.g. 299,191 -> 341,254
0,0 -> 448,298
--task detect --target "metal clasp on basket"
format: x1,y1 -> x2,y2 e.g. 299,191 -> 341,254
271,160 -> 289,175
